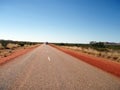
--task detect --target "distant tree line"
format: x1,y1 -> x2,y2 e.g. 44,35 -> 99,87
0,39 -> 41,49
53,42 -> 120,51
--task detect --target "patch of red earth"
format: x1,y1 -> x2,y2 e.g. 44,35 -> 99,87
0,45 -> 39,65
50,44 -> 120,77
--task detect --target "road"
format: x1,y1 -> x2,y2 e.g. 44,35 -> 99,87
0,44 -> 120,90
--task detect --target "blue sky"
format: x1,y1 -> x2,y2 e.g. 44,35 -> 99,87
0,0 -> 120,43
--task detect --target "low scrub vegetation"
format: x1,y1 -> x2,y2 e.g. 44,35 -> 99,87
0,39 -> 41,58
54,42 -> 120,62
0,40 -> 40,49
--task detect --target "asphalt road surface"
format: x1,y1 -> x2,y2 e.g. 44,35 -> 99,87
0,44 -> 120,90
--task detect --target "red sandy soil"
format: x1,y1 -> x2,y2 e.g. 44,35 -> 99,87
50,44 -> 120,77
0,45 -> 39,65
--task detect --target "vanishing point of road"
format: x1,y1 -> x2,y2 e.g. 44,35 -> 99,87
0,45 -> 120,90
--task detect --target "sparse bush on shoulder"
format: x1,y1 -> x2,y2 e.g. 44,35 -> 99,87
0,43 -> 4,49
94,48 -> 108,52
106,45 -> 120,50
6,43 -> 19,49
0,40 -> 39,49
113,56 -> 118,60
19,43 -> 25,47
90,42 -> 109,52
0,41 -> 8,49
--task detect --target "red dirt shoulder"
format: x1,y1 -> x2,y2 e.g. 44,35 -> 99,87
0,45 -> 39,65
50,44 -> 120,77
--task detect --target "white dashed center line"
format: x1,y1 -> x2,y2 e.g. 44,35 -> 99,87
48,57 -> 51,62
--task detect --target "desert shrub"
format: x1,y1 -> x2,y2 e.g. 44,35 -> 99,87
19,43 -> 25,47
95,48 -> 108,52
112,56 -> 118,60
106,45 -> 120,50
0,40 -> 39,48
6,43 -> 19,49
97,52 -> 102,57
0,41 -> 8,49
8,50 -> 12,53
90,42 -> 110,52
3,53 -> 7,57
0,43 -> 4,49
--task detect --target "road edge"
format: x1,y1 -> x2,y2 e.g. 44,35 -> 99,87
0,45 -> 40,65
50,44 -> 120,77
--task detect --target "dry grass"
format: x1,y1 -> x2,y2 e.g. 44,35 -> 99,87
63,46 -> 120,62
0,43 -> 37,59
0,43 -> 40,59
6,43 -> 20,49
0,49 -> 13,58
0,43 -> 4,49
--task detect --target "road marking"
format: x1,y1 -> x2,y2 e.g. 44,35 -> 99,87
48,56 -> 51,62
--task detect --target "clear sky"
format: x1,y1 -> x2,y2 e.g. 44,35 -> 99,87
0,0 -> 120,43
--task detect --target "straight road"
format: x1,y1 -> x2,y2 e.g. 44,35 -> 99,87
0,44 -> 120,90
